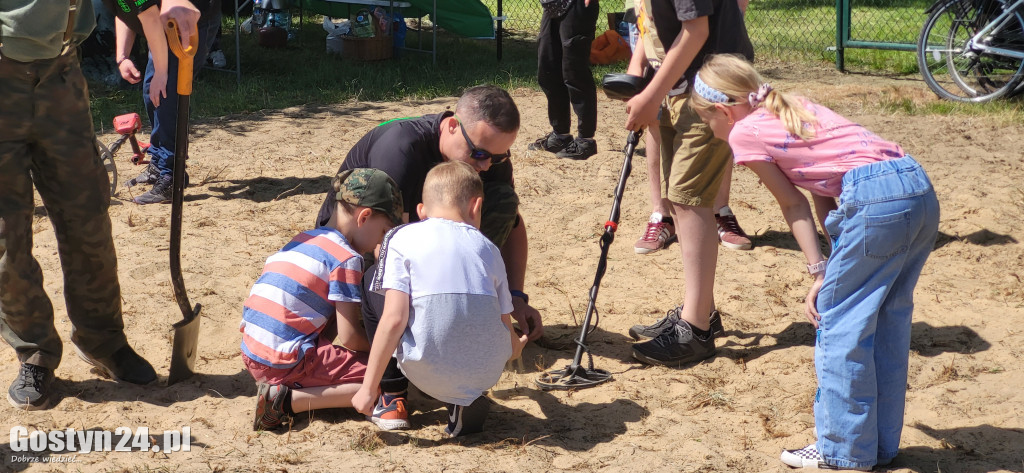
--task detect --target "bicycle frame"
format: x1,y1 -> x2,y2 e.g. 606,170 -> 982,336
970,0 -> 1024,59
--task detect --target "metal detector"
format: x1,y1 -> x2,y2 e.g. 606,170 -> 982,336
164,20 -> 202,385
536,73 -> 651,391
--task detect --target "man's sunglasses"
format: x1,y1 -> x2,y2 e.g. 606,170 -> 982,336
455,115 -> 511,165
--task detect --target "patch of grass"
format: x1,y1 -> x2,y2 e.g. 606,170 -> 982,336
879,87 -> 1024,123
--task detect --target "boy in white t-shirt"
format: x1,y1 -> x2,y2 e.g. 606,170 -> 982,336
352,161 -> 528,437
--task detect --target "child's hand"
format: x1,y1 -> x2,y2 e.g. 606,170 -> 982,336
509,332 -> 528,361
149,72 -> 168,108
352,386 -> 379,416
625,90 -> 660,132
118,59 -> 142,84
805,276 -> 824,328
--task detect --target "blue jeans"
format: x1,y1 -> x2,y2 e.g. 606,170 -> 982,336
142,2 -> 222,177
814,156 -> 939,469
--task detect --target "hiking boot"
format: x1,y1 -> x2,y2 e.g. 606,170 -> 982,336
253,383 -> 291,431
134,174 -> 172,205
780,443 -> 873,471
75,345 -> 157,385
629,308 -> 723,340
631,318 -> 717,367
527,132 -> 573,153
716,206 -> 752,250
369,394 -> 411,430
634,218 -> 676,254
125,163 -> 160,188
555,137 -> 598,160
8,363 -> 55,411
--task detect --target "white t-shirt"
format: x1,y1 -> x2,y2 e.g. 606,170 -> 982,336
372,218 -> 514,406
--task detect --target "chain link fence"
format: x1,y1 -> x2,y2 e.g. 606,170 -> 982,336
484,0 -> 929,69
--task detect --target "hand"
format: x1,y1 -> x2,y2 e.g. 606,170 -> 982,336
511,296 -> 544,342
805,275 -> 825,328
149,72 -> 168,108
160,0 -> 201,49
351,386 -> 379,416
510,332 -> 529,361
625,90 -> 661,132
118,58 -> 142,84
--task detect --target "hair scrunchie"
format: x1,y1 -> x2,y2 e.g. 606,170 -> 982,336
748,83 -> 773,108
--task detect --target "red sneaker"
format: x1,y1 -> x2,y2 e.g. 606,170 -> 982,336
635,219 -> 677,254
715,207 -> 752,251
369,394 -> 411,430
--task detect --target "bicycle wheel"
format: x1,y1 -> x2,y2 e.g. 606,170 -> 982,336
95,138 -> 118,196
917,0 -> 1024,102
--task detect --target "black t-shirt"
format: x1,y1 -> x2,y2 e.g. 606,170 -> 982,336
102,0 -> 213,36
649,0 -> 754,83
315,111 -> 515,227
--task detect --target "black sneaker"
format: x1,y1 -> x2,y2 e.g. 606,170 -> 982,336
629,308 -> 724,340
631,318 -> 717,368
555,137 -> 597,160
76,345 -> 157,385
8,363 -> 55,410
125,163 -> 160,188
527,132 -> 573,153
134,174 -> 172,204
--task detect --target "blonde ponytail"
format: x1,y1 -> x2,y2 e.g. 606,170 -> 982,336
692,55 -> 818,140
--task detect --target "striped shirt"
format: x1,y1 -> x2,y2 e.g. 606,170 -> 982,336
240,227 -> 363,369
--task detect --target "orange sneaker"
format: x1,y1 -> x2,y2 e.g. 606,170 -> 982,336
369,394 -> 411,430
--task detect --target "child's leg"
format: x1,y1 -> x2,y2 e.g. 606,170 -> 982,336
813,159 -> 939,469
444,396 -> 492,437
631,95 -> 728,367
635,126 -> 677,255
291,384 -> 360,412
359,266 -> 412,430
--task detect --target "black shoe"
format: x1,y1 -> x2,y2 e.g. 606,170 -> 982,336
134,174 -> 172,204
629,306 -> 681,340
527,132 -> 573,153
125,163 -> 160,188
555,137 -> 598,160
629,308 -> 724,340
8,363 -> 55,410
76,345 -> 157,385
632,318 -> 717,368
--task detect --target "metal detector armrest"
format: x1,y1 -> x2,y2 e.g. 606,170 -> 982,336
601,73 -> 652,101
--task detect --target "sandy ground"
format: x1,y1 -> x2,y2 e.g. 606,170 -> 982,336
3,63 -> 1024,472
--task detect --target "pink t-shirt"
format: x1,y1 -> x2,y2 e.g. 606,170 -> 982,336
728,100 -> 904,197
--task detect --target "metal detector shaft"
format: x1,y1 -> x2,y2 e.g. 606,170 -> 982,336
568,128 -> 644,368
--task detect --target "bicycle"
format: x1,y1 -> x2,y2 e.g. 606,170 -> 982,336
917,0 -> 1024,102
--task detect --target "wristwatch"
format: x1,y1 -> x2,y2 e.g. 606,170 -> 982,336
807,260 -> 827,276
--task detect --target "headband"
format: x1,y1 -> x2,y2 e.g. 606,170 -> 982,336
748,83 -> 774,108
693,72 -> 731,104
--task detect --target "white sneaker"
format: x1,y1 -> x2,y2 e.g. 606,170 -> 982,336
209,50 -> 227,68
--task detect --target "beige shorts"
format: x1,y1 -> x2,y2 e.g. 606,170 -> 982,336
658,93 -> 733,208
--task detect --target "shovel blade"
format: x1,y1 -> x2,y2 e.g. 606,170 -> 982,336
168,303 -> 201,385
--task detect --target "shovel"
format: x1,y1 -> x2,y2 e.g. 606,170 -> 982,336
164,19 -> 202,385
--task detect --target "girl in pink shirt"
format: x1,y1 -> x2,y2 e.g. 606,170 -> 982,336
690,54 -> 939,471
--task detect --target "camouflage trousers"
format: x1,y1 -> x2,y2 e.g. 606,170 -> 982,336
0,51 -> 128,370
480,181 -> 520,249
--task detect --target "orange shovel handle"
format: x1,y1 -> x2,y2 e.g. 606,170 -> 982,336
163,19 -> 199,96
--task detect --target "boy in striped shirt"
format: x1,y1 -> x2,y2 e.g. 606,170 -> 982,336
241,168 -> 403,431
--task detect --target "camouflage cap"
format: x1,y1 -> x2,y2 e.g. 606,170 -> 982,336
332,168 -> 404,225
